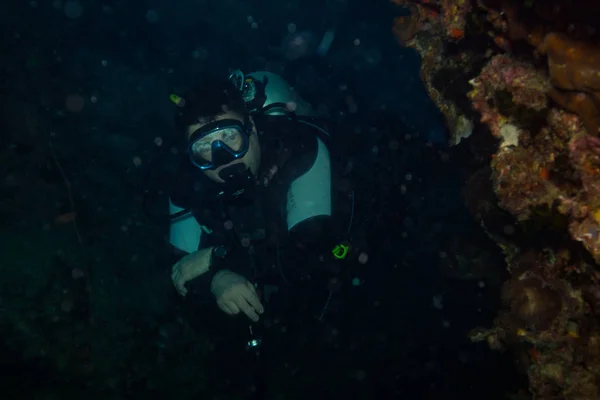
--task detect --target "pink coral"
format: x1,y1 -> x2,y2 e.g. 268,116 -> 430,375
569,134 -> 600,196
469,55 -> 550,138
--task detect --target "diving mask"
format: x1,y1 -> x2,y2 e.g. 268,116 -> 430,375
187,118 -> 252,170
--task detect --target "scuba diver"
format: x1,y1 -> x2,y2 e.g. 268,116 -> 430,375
168,70 -> 352,332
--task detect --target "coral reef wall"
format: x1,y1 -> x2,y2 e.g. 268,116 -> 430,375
391,0 -> 600,398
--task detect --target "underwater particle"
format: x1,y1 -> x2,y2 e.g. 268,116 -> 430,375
427,125 -> 448,146
145,9 -> 159,24
355,369 -> 367,381
358,252 -> 369,264
352,277 -> 363,286
371,146 -> 379,155
71,268 -> 85,279
61,298 -> 74,312
247,15 -> 254,23
388,139 -> 400,151
478,281 -> 485,288
90,95 -> 98,103
287,23 -> 296,33
432,294 -> 444,309
327,277 -> 341,291
400,184 -> 407,194
405,173 -> 412,181
282,31 -> 315,60
65,94 -> 85,112
442,319 -> 451,328
132,156 -> 142,167
53,0 -> 62,10
224,220 -> 233,230
251,22 -> 258,29
241,237 -> 251,247
101,59 -> 108,67
364,48 -> 382,65
353,38 -> 361,46
153,137 -> 163,147
348,102 -> 358,114
191,48 -> 208,60
64,1 -> 83,19
317,29 -> 336,56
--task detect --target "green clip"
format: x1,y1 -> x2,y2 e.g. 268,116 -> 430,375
332,243 -> 349,260
169,94 -> 185,107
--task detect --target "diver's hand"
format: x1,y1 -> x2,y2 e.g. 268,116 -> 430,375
171,248 -> 212,296
211,270 -> 264,322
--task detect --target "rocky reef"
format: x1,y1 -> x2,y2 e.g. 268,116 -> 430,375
392,0 -> 600,397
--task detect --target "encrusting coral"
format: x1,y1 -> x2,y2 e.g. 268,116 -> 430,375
391,0 -> 600,397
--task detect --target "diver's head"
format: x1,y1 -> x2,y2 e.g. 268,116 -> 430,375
174,78 -> 261,184
185,111 -> 261,184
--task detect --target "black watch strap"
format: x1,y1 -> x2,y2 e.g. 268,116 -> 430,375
209,245 -> 228,272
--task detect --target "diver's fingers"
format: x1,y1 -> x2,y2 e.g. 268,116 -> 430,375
171,269 -> 187,296
175,284 -> 187,296
221,300 -> 240,315
243,284 -> 264,314
246,281 -> 257,294
237,294 -> 260,322
174,277 -> 187,296
179,285 -> 187,296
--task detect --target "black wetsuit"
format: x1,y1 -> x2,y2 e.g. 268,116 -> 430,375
169,115 -> 352,399
169,115 -> 344,308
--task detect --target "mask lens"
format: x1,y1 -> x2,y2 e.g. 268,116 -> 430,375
188,124 -> 248,169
